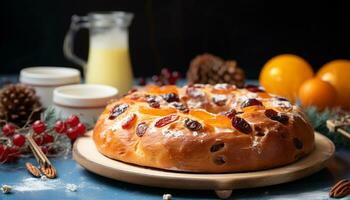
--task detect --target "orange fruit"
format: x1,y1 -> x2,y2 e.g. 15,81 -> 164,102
298,78 -> 337,110
316,59 -> 350,108
146,85 -> 178,95
190,109 -> 232,128
259,54 -> 314,102
138,106 -> 177,116
190,109 -> 214,120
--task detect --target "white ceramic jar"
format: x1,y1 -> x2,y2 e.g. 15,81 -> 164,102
20,67 -> 81,107
53,84 -> 118,122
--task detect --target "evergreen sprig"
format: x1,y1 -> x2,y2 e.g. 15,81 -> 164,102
40,106 -> 57,128
305,107 -> 350,147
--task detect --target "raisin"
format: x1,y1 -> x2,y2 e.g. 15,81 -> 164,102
136,122 -> 148,137
161,93 -> 179,103
232,117 -> 252,134
184,118 -> 202,131
272,100 -> 292,112
109,103 -> 129,120
256,132 -> 265,137
222,109 -> 237,119
245,85 -> 264,93
241,98 -> 263,108
146,95 -> 160,108
122,88 -> 138,97
210,142 -> 225,152
293,138 -> 303,149
127,88 -> 138,94
121,114 -> 137,129
155,115 -> 179,128
275,97 -> 289,101
213,156 -> 226,165
170,102 -> 189,113
254,125 -> 265,136
149,101 -> 160,108
212,95 -> 227,106
145,95 -> 157,102
264,109 -> 289,125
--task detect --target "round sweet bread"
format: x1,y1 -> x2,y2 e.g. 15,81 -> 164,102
93,84 -> 315,173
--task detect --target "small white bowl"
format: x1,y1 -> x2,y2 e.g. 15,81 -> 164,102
53,84 -> 118,122
20,67 -> 81,107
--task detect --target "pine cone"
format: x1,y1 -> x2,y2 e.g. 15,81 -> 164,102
187,53 -> 245,87
0,84 -> 42,127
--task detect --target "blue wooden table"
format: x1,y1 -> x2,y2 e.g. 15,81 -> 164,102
1,76 -> 350,199
1,149 -> 350,200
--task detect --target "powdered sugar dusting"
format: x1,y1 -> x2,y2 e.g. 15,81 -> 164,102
12,177 -> 98,193
14,178 -> 62,192
162,129 -> 184,138
271,100 -> 292,111
252,136 -> 262,154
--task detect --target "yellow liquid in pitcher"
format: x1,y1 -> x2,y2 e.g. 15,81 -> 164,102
86,48 -> 133,95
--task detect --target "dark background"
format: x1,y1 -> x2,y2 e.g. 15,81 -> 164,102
0,0 -> 349,79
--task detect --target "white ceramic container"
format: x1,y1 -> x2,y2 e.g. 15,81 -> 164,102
53,84 -> 118,122
20,67 -> 81,107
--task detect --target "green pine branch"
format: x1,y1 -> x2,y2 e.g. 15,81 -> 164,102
305,107 -> 350,147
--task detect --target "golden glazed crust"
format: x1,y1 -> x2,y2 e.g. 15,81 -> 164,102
93,84 -> 315,173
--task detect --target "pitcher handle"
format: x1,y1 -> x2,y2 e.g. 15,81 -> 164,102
63,15 -> 89,68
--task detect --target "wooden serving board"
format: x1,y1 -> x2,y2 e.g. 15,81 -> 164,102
73,132 -> 335,199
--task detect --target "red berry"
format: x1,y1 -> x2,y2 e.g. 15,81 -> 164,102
161,68 -> 171,78
167,76 -> 177,85
13,134 -> 26,147
54,120 -> 66,134
65,115 -> 80,127
152,75 -> 160,82
6,146 -> 20,162
32,120 -> 46,134
41,146 -> 48,155
43,134 -> 54,144
0,145 -> 4,155
138,77 -> 146,86
66,127 -> 79,141
2,124 -> 16,136
34,136 -> 43,146
76,123 -> 86,136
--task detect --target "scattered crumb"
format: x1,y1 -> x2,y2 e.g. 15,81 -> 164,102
163,193 -> 172,200
66,183 -> 78,192
1,185 -> 12,194
40,175 -> 48,181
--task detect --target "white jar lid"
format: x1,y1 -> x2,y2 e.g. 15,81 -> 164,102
20,67 -> 81,86
53,84 -> 118,108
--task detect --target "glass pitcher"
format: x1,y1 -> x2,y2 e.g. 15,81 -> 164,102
64,12 -> 134,95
